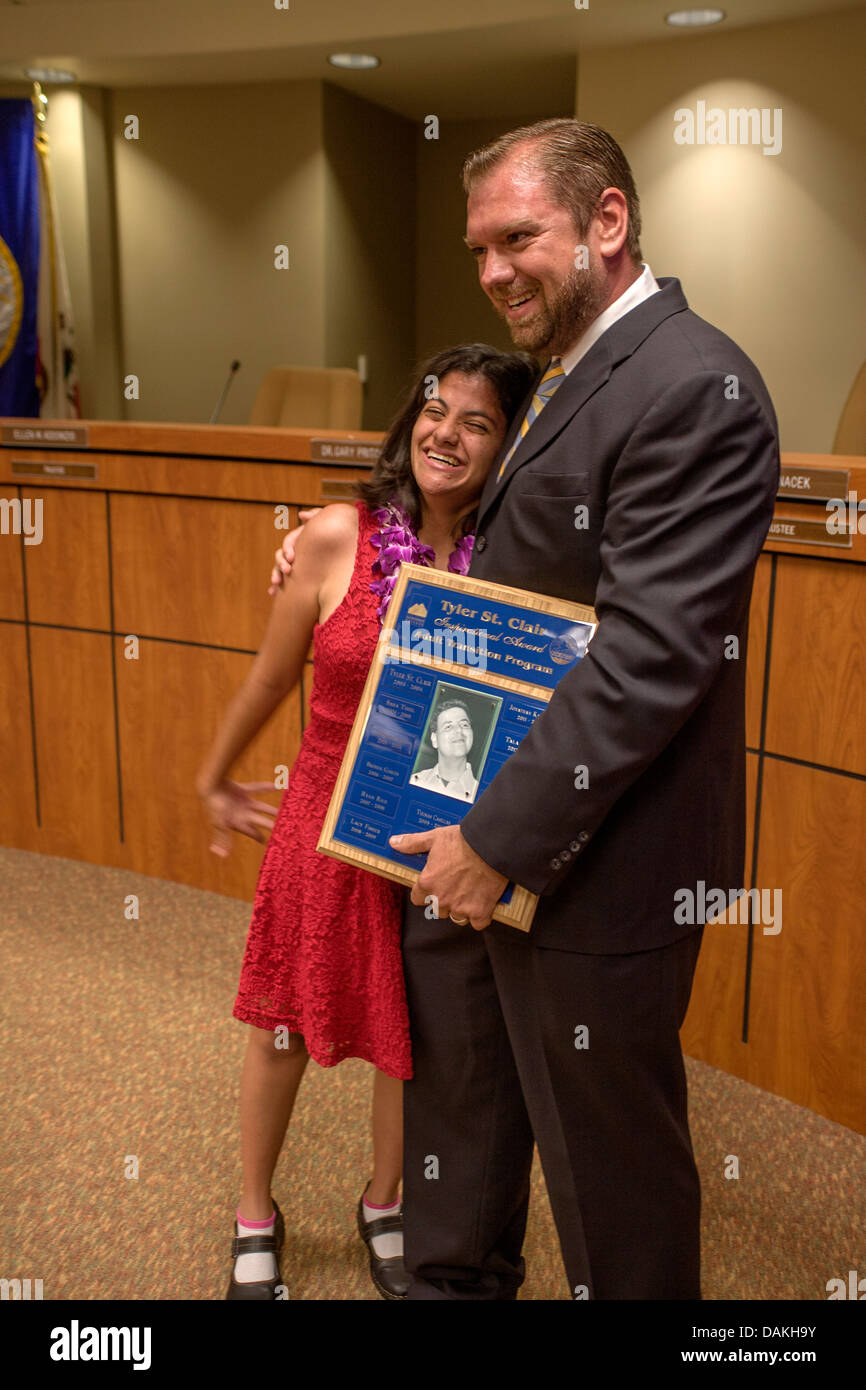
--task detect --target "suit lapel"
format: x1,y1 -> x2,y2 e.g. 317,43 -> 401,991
477,278 -> 689,529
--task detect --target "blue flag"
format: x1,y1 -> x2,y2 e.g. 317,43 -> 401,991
0,99 -> 40,417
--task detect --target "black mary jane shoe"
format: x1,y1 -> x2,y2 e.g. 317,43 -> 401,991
357,1188 -> 409,1300
225,1200 -> 286,1301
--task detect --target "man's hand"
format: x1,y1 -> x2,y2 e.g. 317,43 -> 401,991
268,508 -> 321,594
389,824 -> 508,931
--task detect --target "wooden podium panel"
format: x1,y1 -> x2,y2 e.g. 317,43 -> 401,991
28,627 -> 119,864
0,490 -> 25,621
0,421 -> 369,899
765,558 -> 866,776
745,555 -> 771,750
676,751 -> 758,1074
23,487 -> 111,632
110,494 -> 297,651
681,452 -> 866,1132
746,759 -> 866,1134
114,637 -> 300,897
0,622 -> 37,842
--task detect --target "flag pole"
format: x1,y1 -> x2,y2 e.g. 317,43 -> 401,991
31,81 -> 48,128
31,79 -> 81,417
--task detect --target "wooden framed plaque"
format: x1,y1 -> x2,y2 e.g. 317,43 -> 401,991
317,563 -> 597,931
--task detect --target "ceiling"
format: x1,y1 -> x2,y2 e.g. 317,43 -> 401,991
0,0 -> 861,119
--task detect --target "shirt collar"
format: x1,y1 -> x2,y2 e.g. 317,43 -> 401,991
432,763 -> 476,791
558,263 -> 660,376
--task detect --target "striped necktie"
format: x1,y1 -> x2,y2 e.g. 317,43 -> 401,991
497,357 -> 566,482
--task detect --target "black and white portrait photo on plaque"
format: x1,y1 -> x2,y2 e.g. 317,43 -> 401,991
408,683 -> 501,804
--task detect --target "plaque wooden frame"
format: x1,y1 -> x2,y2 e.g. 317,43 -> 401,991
317,563 -> 597,931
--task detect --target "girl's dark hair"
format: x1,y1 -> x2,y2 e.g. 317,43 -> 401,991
356,343 -> 536,538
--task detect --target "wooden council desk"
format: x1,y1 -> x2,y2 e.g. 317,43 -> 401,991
1,421 -> 864,1133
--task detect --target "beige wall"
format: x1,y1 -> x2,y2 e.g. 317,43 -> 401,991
322,83 -> 415,430
77,86 -> 124,420
9,10 -> 864,446
44,91 -> 94,410
109,78 -> 421,429
110,79 -> 327,426
577,6 -> 866,452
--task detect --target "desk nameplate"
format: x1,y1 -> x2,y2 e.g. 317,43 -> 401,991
9,459 -> 98,480
777,466 -> 849,501
319,477 -> 359,500
310,438 -> 381,465
768,516 -> 853,548
1,424 -> 90,447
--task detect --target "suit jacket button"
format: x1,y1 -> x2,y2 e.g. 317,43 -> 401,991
560,849 -> 571,861
475,535 -> 487,552
577,831 -> 590,843
569,840 -> 581,853
550,856 -> 561,870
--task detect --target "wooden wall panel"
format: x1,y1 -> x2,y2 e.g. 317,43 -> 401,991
28,628 -> 119,863
0,491 -> 25,620
745,555 -> 771,749
746,758 -> 866,1133
110,496 -> 297,650
115,637 -> 302,899
0,623 -> 37,843
23,488 -> 111,631
680,750 -> 758,1068
766,557 -> 866,776
744,747 -> 758,892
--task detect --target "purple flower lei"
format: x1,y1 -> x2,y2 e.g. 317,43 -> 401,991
370,501 -> 474,622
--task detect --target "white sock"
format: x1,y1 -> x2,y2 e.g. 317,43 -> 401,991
363,1195 -> 403,1260
234,1208 -> 278,1283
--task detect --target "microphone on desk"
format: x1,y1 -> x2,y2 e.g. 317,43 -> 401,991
209,360 -> 241,424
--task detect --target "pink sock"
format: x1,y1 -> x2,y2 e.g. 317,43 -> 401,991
362,1192 -> 402,1259
237,1208 -> 276,1229
234,1207 -> 277,1284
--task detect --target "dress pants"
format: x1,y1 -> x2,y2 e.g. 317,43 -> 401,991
401,905 -> 704,1300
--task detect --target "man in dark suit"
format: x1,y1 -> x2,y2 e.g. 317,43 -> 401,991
389,118 -> 780,1299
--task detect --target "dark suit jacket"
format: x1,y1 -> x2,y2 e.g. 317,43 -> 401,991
460,277 -> 780,953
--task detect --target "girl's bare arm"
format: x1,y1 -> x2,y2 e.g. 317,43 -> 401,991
196,506 -> 355,798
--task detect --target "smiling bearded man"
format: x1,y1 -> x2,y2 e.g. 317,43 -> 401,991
390,117 -> 780,1301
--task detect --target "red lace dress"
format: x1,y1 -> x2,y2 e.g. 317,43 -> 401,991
233,502 -> 411,1079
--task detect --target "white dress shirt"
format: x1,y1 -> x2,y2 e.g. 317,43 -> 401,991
409,762 -> 479,802
559,263 -> 660,376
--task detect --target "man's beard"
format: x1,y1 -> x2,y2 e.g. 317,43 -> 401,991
499,263 -> 607,356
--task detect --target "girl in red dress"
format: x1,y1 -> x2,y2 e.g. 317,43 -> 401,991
196,345 -> 534,1300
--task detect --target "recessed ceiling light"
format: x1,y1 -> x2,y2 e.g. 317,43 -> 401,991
665,9 -> 726,25
25,67 -> 77,83
328,53 -> 380,71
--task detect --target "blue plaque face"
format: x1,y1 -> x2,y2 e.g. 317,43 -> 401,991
318,564 -> 597,930
384,577 -> 593,688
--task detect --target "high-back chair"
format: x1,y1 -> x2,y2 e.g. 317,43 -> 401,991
833,359 -> 866,454
248,366 -> 363,429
